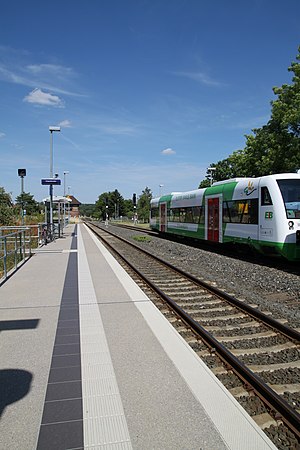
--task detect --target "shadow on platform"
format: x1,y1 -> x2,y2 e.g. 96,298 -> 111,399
0,369 -> 33,417
0,319 -> 40,332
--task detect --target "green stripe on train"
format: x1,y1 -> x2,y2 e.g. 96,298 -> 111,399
203,182 -> 238,201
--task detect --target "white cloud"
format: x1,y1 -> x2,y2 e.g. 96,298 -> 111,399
89,118 -> 142,137
59,119 -> 72,128
173,71 -> 224,87
161,147 -> 176,155
26,64 -> 74,78
0,64 -> 80,96
100,125 -> 137,135
0,132 -> 5,138
0,48 -> 83,97
23,88 -> 64,107
60,134 -> 80,150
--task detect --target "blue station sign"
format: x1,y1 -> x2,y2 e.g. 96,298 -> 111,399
41,178 -> 61,185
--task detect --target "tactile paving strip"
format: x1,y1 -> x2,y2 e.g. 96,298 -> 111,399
78,225 -> 132,449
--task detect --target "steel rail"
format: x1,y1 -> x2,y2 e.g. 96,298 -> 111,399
88,222 -> 300,342
108,221 -> 300,275
86,221 -> 300,438
109,222 -> 159,236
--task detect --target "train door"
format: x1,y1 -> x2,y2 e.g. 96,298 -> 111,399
206,197 -> 222,242
159,202 -> 167,232
258,185 -> 275,242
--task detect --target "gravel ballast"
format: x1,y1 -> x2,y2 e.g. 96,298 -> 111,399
108,224 -> 300,329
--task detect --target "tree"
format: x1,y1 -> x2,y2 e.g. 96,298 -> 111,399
0,187 -> 13,206
0,187 -> 15,225
95,190 -> 126,220
271,48 -> 300,139
137,187 -> 152,222
79,204 -> 96,217
123,199 -> 134,218
15,192 -> 40,215
199,46 -> 300,185
241,48 -> 300,176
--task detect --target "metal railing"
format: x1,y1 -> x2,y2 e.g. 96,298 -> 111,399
0,222 -> 68,284
0,227 -> 32,283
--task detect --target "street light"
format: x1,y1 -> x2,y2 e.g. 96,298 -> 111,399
68,186 -> 71,222
159,184 -> 164,196
49,126 -> 61,235
63,171 -> 69,229
18,168 -> 26,225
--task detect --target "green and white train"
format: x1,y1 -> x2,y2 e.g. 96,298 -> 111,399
150,173 -> 300,261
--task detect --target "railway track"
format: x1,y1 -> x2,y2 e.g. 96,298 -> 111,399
85,221 -> 300,449
109,222 -> 159,236
109,222 -> 300,275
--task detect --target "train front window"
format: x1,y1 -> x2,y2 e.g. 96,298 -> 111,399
277,179 -> 300,219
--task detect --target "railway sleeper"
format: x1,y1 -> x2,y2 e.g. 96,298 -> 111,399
248,360 -> 300,374
153,280 -> 195,288
185,298 -> 223,305
217,330 -> 277,342
166,295 -> 215,303
204,321 -> 261,332
251,412 -> 278,429
172,298 -> 220,306
162,288 -> 202,296
269,383 -> 300,395
231,341 -> 297,356
195,313 -> 248,321
161,289 -> 201,297
175,298 -> 223,305
184,305 -> 235,313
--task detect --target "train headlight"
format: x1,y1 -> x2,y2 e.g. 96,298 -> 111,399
288,221 -> 294,230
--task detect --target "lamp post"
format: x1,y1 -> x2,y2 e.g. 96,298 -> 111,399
159,184 -> 164,196
18,169 -> 26,225
63,171 -> 69,229
49,126 -> 61,235
68,186 -> 71,222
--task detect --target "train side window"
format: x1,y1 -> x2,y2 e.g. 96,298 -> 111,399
169,208 -> 178,222
242,199 -> 258,224
225,201 -> 239,223
223,199 -> 258,224
248,199 -> 258,224
179,208 -> 186,223
223,202 -> 231,223
261,187 -> 273,206
199,206 -> 205,224
151,207 -> 159,218
184,207 -> 193,223
170,206 -> 204,224
193,206 -> 202,224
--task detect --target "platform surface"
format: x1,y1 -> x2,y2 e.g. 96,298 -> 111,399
0,223 -> 277,450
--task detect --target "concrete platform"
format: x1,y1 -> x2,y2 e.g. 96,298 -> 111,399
0,223 -> 277,450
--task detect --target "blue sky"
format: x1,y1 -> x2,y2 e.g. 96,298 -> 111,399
0,0 -> 299,203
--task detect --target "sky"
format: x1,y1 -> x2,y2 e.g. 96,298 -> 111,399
0,0 -> 299,203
